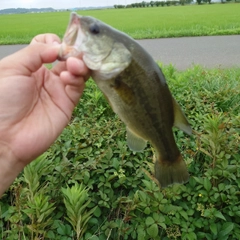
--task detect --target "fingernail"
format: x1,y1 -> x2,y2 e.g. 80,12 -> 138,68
53,41 -> 60,45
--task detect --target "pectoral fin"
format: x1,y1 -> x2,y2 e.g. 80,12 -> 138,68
126,127 -> 147,152
172,98 -> 192,135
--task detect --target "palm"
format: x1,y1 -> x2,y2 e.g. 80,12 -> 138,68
0,40 -> 87,163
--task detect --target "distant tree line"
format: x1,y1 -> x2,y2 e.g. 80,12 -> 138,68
0,7 -> 55,14
113,0 -> 237,7
114,0 -> 192,8
196,0 -> 235,4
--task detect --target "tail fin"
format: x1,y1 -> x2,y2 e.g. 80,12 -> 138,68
154,155 -> 189,188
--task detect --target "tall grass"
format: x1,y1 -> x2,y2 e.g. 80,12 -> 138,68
0,4 -> 240,44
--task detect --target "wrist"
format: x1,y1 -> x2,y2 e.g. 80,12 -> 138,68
0,143 -> 25,197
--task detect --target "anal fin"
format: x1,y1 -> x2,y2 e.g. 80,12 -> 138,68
172,98 -> 192,135
126,127 -> 147,152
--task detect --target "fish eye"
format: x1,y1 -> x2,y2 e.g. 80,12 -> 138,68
89,24 -> 100,34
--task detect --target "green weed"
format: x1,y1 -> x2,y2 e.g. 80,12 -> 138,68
62,183 -> 96,239
0,65 -> 240,239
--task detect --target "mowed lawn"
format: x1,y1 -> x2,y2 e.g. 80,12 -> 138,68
0,3 -> 240,44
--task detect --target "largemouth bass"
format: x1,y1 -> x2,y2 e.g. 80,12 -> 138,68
58,13 -> 192,188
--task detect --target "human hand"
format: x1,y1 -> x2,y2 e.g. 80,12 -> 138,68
0,34 -> 89,195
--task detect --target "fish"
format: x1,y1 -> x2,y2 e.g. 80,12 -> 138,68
58,12 -> 192,188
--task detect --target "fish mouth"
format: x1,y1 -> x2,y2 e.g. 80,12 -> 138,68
58,12 -> 84,61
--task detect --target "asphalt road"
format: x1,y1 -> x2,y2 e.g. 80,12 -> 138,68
0,35 -> 240,70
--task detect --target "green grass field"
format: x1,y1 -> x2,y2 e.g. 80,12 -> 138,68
0,3 -> 240,44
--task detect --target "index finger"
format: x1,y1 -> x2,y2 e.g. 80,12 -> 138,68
2,43 -> 60,76
31,34 -> 61,45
